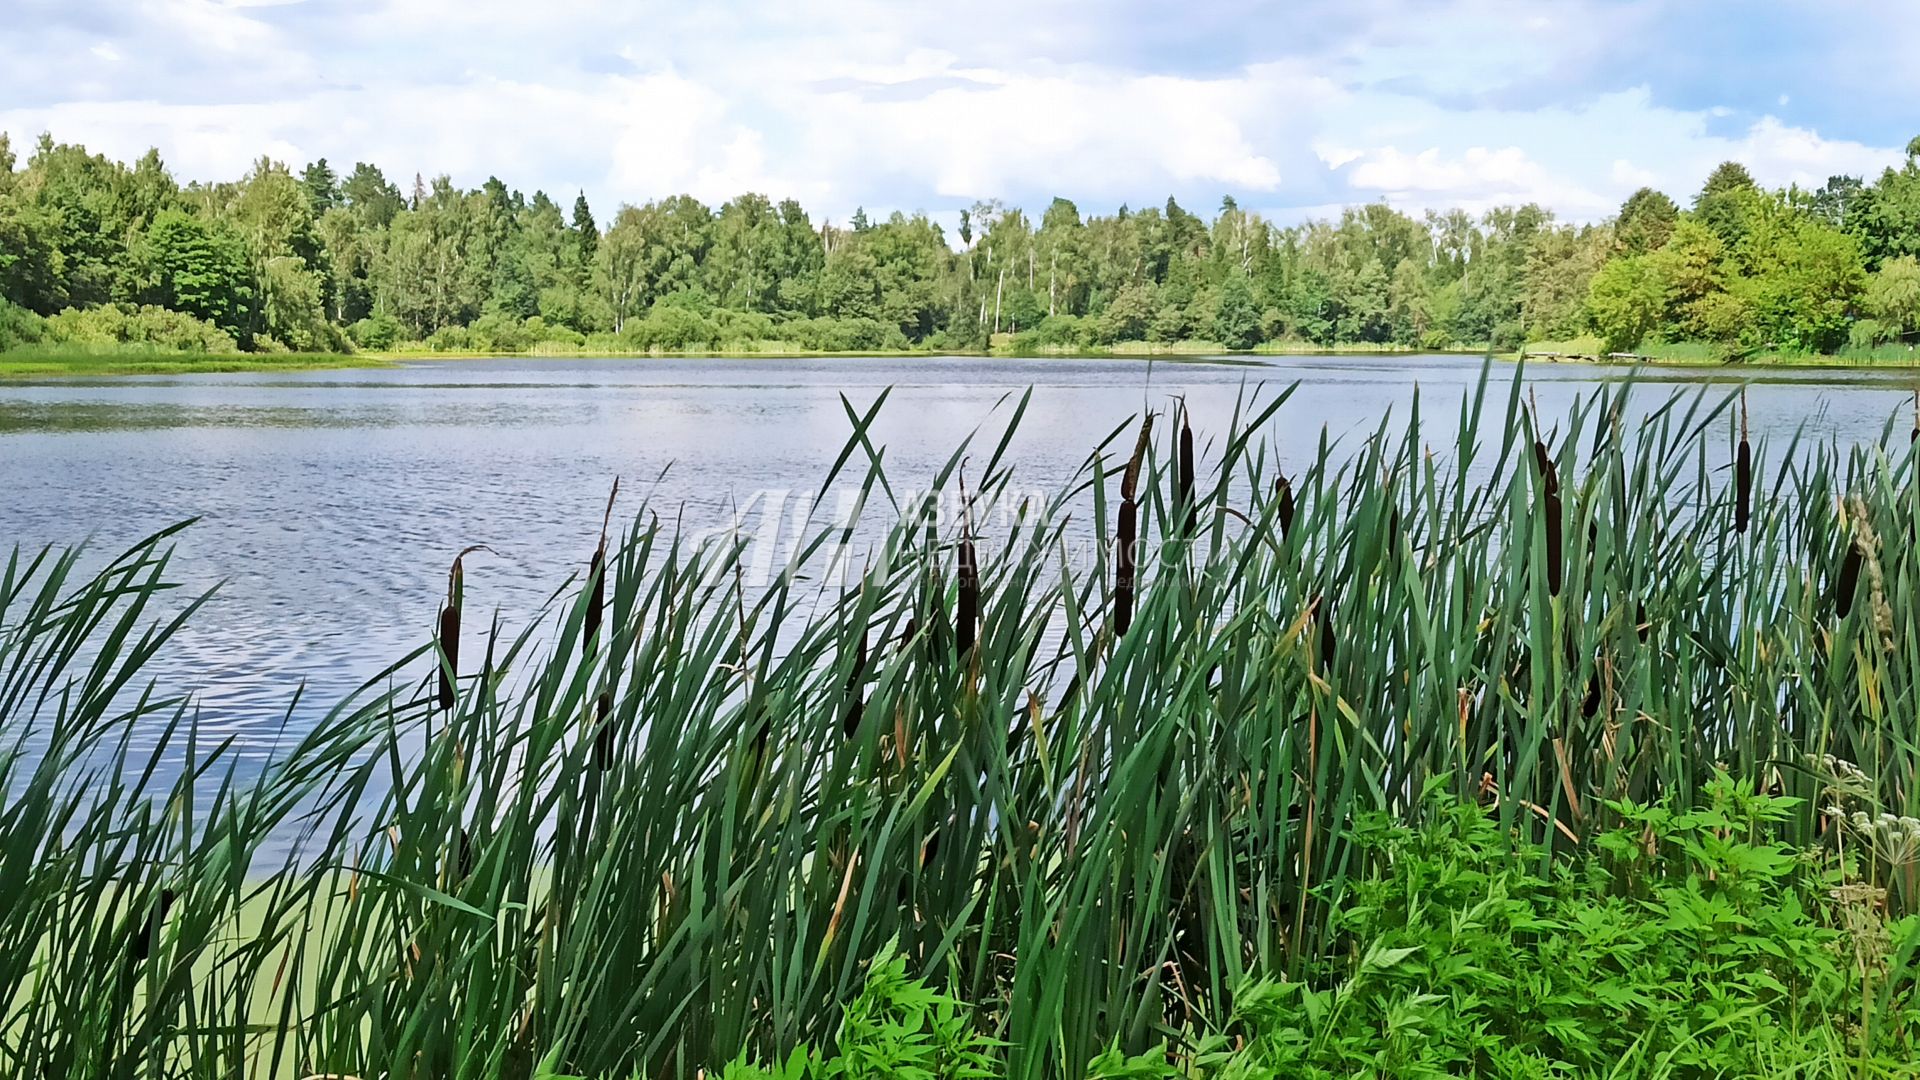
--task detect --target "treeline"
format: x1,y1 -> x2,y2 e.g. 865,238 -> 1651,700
2,130 -> 1919,358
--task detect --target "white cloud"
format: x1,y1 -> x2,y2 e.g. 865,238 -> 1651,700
1734,117 -> 1900,188
1,0 -> 1912,227
1334,145 -> 1612,216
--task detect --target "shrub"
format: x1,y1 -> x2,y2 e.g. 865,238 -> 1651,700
423,325 -> 475,352
780,316 -> 909,352
41,304 -> 239,353
0,298 -> 44,351
468,312 -> 535,352
1197,779 -> 1920,1078
348,313 -> 404,350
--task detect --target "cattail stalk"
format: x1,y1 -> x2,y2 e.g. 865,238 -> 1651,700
1836,542 -> 1863,619
1178,408 -> 1197,536
1274,473 -> 1295,538
1535,435 -> 1563,596
1315,592 -> 1335,673
956,536 -> 978,656
131,888 -> 177,962
1114,497 -> 1137,634
437,545 -> 489,713
843,627 -> 869,739
1735,396 -> 1752,534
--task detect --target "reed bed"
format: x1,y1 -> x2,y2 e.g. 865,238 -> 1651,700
6,364 -> 1920,1078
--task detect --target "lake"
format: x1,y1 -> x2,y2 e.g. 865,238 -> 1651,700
4,353 -> 1918,765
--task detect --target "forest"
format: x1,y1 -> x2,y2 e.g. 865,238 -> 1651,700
2,130 -> 1919,359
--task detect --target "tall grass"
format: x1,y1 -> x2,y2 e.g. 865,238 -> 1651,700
6,363 -> 1920,1078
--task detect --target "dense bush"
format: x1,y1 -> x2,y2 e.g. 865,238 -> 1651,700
0,297 -> 44,350
40,303 -> 239,353
348,312 -> 405,350
780,315 -> 911,352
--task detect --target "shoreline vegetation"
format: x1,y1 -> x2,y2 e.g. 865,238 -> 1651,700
4,132 -> 1920,381
8,337 -> 1920,379
9,370 -> 1920,1077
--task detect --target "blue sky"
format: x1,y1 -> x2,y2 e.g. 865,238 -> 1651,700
4,0 -> 1916,231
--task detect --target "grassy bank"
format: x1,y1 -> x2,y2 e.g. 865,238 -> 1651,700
0,344 -> 384,378
1520,335 -> 1920,369
9,368 -> 1920,1078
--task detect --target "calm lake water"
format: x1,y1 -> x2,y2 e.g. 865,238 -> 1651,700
4,353 -> 1919,765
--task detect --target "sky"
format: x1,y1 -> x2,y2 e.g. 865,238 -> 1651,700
3,0 -> 1917,232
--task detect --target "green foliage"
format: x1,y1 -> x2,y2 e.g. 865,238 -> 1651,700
1585,255 -> 1668,351
8,135 -> 1920,360
140,209 -> 254,338
349,311 -> 405,350
1616,186 -> 1679,255
1212,274 -> 1261,349
0,297 -> 45,350
41,303 -> 239,352
1193,779 -> 1920,1078
1866,254 -> 1920,339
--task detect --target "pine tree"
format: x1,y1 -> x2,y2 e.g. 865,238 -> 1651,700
572,193 -> 598,265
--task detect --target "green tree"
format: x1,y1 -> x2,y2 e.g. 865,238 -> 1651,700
1615,187 -> 1678,255
1213,273 -> 1262,349
301,159 -> 339,217
1586,255 -> 1669,352
142,209 -> 253,339
341,162 -> 403,228
1694,161 -> 1760,252
1865,254 -> 1920,339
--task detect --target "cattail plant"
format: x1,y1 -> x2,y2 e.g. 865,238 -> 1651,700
1114,497 -> 1137,635
1535,431 -> 1564,596
843,627 -> 868,739
1836,528 -> 1863,619
587,479 -> 620,645
1736,396 -> 1752,534
956,536 -> 979,657
1274,473 -> 1295,538
1114,415 -> 1152,635
1314,592 -> 1335,673
1178,405 -> 1197,536
130,887 -> 177,962
437,546 -> 488,712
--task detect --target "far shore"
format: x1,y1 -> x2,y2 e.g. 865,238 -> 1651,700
6,341 -> 1920,379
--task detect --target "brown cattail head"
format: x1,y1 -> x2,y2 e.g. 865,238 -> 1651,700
1735,439 -> 1752,534
586,546 -> 606,644
1178,410 -> 1197,536
1114,497 -> 1138,634
1533,439 -> 1559,496
592,691 -> 614,770
586,480 -> 619,644
956,537 -> 979,656
843,628 -> 869,739
1314,592 -> 1335,673
1274,474 -> 1295,538
1544,488 -> 1564,597
437,601 -> 460,711
437,546 -> 488,712
131,888 -> 178,962
1122,415 -> 1154,502
1836,543 -> 1863,619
